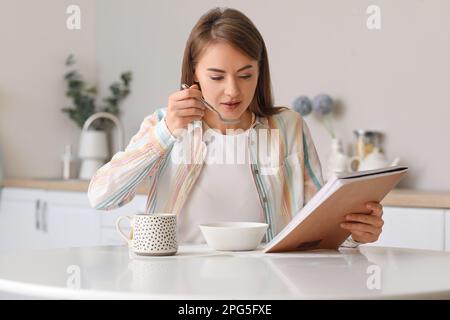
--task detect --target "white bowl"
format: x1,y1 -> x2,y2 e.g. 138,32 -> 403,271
199,222 -> 269,251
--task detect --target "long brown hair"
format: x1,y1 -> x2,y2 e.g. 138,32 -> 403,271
180,7 -> 287,117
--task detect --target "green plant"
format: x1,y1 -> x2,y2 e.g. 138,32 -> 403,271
62,54 -> 132,130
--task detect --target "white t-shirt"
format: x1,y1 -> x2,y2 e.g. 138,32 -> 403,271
159,123 -> 265,244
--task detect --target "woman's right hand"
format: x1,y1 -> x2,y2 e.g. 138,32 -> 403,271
165,84 -> 206,136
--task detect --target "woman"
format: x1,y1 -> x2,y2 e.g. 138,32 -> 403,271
88,7 -> 384,247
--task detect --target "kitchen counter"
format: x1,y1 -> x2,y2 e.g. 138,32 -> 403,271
1,244 -> 450,299
1,178 -> 149,195
2,178 -> 450,209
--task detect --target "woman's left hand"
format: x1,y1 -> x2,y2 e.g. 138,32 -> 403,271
340,201 -> 384,244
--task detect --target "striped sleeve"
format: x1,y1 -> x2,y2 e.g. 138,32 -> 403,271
301,117 -> 324,205
87,108 -> 177,210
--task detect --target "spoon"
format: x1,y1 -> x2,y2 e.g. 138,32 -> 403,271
181,83 -> 240,124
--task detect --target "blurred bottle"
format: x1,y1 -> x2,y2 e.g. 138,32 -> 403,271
62,144 -> 77,180
325,138 -> 349,182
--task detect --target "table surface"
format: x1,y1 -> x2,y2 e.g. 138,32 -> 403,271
1,244 -> 450,299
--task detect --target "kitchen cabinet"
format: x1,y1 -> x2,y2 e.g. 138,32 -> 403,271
363,206 -> 446,251
446,210 -> 450,252
0,189 -> 48,252
0,187 -> 147,252
43,192 -> 101,249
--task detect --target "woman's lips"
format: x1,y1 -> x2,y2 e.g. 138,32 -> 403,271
221,102 -> 241,110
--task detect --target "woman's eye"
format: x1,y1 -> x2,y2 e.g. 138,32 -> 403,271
209,75 -> 252,81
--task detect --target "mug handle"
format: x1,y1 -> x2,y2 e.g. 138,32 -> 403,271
116,215 -> 133,244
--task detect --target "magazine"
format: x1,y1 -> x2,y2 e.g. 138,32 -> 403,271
263,166 -> 409,253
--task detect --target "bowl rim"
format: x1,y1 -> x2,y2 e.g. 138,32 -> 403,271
199,222 -> 269,229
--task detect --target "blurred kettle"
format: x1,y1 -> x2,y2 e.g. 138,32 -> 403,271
78,112 -> 124,180
348,147 -> 400,172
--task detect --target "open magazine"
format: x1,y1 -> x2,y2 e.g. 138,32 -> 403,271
263,166 -> 409,253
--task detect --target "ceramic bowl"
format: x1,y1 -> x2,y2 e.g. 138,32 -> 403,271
199,222 -> 268,251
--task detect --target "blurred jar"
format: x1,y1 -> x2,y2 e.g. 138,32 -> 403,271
353,130 -> 382,159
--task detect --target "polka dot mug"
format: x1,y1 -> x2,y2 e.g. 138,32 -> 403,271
116,213 -> 178,256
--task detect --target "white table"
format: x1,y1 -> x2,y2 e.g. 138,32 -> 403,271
1,244 -> 450,299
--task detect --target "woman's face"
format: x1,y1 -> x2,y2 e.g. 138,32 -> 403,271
193,42 -> 259,127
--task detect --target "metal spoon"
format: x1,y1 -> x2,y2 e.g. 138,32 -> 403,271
181,83 -> 240,124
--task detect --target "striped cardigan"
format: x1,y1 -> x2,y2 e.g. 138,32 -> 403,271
88,107 -> 359,247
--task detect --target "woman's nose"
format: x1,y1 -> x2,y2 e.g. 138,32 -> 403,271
224,79 -> 241,97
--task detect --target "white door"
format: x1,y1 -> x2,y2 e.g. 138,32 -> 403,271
43,190 -> 101,248
0,188 -> 49,252
43,203 -> 101,248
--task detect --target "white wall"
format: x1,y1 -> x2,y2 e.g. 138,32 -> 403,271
0,0 -> 96,179
95,0 -> 450,190
1,0 -> 449,191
